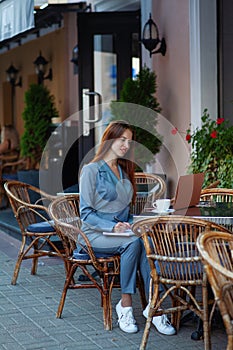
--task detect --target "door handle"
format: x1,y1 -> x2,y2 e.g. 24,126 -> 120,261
84,91 -> 102,123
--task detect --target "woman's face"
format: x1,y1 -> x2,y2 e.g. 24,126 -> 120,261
110,128 -> 133,159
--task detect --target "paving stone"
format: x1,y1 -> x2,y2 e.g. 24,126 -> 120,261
0,225 -> 228,350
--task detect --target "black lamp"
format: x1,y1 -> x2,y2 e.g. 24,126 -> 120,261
70,45 -> 78,65
141,13 -> 166,57
6,64 -> 22,87
70,44 -> 78,75
33,51 -> 52,84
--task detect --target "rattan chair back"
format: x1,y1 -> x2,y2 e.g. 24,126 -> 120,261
200,188 -> 233,202
197,230 -> 233,350
48,194 -> 80,256
4,180 -> 61,285
132,173 -> 166,214
132,215 -> 231,350
0,151 -> 23,207
202,180 -> 220,190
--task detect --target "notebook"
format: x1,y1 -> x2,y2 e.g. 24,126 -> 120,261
103,230 -> 135,237
172,173 -> 205,210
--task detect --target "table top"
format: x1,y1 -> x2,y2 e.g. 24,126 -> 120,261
174,201 -> 233,219
133,202 -> 233,227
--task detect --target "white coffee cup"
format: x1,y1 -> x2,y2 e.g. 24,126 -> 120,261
153,199 -> 171,212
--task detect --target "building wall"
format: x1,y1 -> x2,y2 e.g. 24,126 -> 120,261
0,1 -> 219,194
146,0 -> 217,196
0,0 -> 190,195
0,12 -> 78,136
148,0 -> 191,196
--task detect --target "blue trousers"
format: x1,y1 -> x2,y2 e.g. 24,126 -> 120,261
92,236 -> 151,298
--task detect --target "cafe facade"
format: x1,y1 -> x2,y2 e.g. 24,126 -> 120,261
0,0 -> 232,195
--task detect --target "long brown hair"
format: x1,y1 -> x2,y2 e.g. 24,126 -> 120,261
92,120 -> 136,202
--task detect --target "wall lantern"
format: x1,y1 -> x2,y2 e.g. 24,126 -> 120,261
141,13 -> 166,57
70,45 -> 78,65
33,51 -> 52,84
6,64 -> 22,87
70,44 -> 78,75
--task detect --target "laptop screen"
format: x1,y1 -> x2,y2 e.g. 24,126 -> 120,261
173,173 -> 205,210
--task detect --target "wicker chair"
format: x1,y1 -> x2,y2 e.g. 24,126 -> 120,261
4,180 -> 64,285
200,188 -> 233,202
49,194 -> 147,330
132,216 -> 231,350
48,194 -> 121,330
197,230 -> 233,350
0,151 -> 22,207
132,173 -> 166,215
202,180 -> 221,190
0,150 -> 19,165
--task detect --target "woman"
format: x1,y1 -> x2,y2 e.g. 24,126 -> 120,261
0,125 -> 19,155
79,120 -> 175,335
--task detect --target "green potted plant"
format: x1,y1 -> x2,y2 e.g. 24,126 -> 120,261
186,108 -> 233,188
110,66 -> 162,169
18,83 -> 59,186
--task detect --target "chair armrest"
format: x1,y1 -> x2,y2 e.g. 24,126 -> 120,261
1,158 -> 27,173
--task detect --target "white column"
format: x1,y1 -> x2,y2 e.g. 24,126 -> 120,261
189,0 -> 217,129
141,0 -> 152,69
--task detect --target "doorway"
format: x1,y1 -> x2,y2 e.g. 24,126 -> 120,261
77,10 -> 141,163
62,10 -> 141,189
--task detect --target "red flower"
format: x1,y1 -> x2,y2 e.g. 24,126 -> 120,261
210,130 -> 217,138
216,118 -> 224,125
171,127 -> 178,135
185,134 -> 191,141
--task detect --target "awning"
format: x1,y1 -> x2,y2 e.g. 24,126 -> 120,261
0,1 -> 89,51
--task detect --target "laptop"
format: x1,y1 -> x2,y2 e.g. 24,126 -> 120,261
172,173 -> 205,210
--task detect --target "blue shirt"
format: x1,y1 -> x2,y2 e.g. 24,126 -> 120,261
79,160 -> 133,239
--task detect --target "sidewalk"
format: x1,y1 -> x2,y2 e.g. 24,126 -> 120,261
0,216 -> 228,350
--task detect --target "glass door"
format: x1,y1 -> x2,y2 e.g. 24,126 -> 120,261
77,11 -> 141,164
93,34 -> 117,143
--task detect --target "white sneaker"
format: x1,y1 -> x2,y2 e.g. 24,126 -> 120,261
143,304 -> 176,336
116,300 -> 138,333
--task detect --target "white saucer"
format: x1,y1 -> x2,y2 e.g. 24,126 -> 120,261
152,208 -> 175,214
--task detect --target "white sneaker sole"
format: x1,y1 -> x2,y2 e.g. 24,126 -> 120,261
143,309 -> 176,336
118,322 -> 138,334
116,303 -> 138,334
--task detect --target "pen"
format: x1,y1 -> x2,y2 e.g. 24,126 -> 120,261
114,216 -> 131,230
114,216 -> 122,223
113,216 -> 130,232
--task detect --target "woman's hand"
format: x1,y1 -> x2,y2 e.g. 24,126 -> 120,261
113,222 -> 131,232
